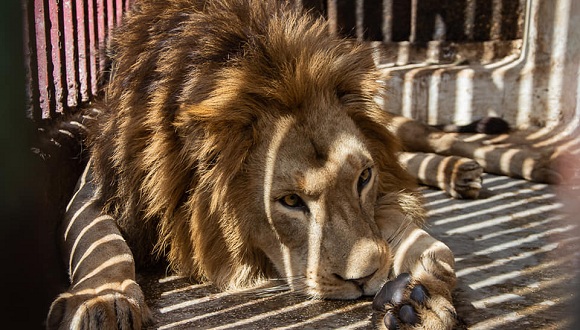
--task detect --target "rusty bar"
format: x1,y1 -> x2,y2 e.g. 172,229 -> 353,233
500,0 -> 522,40
23,0 -> 41,119
87,0 -> 99,96
63,0 -> 79,109
381,0 -> 393,42
327,0 -> 337,35
76,0 -> 90,102
363,0 -> 383,41
97,0 -> 107,74
335,0 -> 357,38
47,0 -> 65,115
116,0 -> 124,26
107,0 -> 115,31
34,0 -> 54,118
391,0 -> 411,41
302,0 -> 327,17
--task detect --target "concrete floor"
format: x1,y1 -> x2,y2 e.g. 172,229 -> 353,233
138,174 -> 579,329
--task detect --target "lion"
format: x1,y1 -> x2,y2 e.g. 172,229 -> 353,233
48,0 -> 563,328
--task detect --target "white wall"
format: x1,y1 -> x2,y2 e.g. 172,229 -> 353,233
379,0 -> 579,136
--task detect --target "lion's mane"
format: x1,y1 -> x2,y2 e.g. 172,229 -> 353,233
88,0 -> 423,290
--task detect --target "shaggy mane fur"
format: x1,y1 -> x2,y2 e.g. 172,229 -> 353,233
89,0 -> 423,290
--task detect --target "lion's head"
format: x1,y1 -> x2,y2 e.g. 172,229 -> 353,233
90,0 -> 424,300
249,110 -> 394,299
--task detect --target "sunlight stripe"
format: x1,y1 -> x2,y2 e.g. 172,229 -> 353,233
431,192 -> 557,224
160,283 -> 212,297
446,203 -> 563,235
209,300 -> 318,330
475,215 -> 565,240
64,198 -> 97,241
158,275 -> 187,284
468,256 -> 571,290
160,292 -> 233,314
65,159 -> 92,213
69,215 -> 115,277
158,291 -> 292,329
72,254 -> 134,289
471,225 -> 575,256
456,242 -> 560,278
71,233 -> 125,279
272,301 -> 370,330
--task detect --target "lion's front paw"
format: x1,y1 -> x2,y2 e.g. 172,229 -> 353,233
372,273 -> 456,330
46,281 -> 151,330
447,158 -> 483,199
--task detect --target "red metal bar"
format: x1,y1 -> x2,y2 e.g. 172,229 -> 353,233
87,0 -> 99,96
34,0 -> 53,118
76,0 -> 90,102
107,0 -> 115,33
48,0 -> 65,115
23,0 -> 40,119
24,0 -> 136,119
124,0 -> 132,12
97,0 -> 107,74
116,0 -> 124,27
63,0 -> 79,108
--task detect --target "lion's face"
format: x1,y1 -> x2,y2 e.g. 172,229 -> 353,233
248,105 -> 393,300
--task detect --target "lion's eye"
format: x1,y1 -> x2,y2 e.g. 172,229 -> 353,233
357,168 -> 372,194
279,194 -> 306,209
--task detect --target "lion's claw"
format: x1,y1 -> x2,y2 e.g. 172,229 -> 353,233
373,273 -> 437,329
399,304 -> 419,324
383,311 -> 398,330
382,305 -> 420,330
410,284 -> 428,305
372,272 -> 411,310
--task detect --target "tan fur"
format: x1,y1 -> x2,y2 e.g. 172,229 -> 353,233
48,1 -> 458,329
399,152 -> 483,199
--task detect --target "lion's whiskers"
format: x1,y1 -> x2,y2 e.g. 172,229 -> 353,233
259,275 -> 327,300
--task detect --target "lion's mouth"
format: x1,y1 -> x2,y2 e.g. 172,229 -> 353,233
299,268 -> 386,300
333,268 -> 377,290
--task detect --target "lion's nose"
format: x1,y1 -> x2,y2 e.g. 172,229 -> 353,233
335,269 -> 378,289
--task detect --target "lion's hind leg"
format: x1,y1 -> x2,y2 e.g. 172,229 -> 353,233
47,162 -> 151,330
464,143 -> 565,184
390,115 -> 567,185
399,152 -> 483,199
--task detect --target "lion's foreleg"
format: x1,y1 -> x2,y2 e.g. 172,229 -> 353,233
398,151 -> 483,199
373,205 -> 457,330
47,163 -> 151,330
